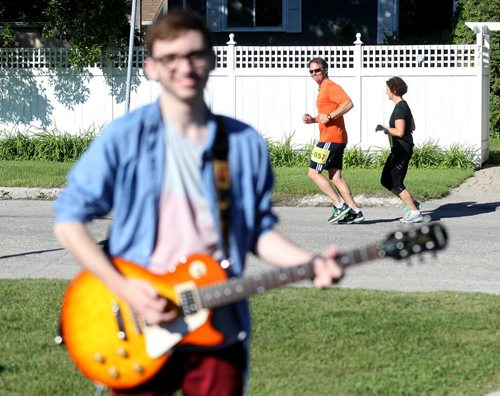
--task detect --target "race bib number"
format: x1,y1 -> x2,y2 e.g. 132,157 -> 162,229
310,146 -> 330,165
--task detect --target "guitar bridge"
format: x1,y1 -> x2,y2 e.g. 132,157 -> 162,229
175,281 -> 202,316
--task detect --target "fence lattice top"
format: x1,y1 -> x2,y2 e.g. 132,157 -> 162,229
0,44 -> 478,69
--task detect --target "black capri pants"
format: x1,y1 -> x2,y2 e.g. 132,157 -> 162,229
380,142 -> 413,194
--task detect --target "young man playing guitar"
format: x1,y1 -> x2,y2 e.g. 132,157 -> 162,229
53,9 -> 343,395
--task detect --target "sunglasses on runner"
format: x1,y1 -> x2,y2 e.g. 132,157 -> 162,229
309,68 -> 323,74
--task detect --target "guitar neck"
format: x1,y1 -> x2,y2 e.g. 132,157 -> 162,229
198,244 -> 380,310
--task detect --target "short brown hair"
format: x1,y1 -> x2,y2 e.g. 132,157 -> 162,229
145,9 -> 214,56
308,57 -> 328,74
386,76 -> 408,97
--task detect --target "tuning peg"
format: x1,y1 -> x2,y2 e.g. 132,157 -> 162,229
399,248 -> 409,258
422,215 -> 432,223
411,244 -> 422,254
425,240 -> 436,251
420,224 -> 430,234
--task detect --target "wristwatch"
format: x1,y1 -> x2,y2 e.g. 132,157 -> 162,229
326,114 -> 332,121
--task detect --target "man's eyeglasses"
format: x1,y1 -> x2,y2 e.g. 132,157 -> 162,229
151,50 -> 212,69
309,68 -> 323,75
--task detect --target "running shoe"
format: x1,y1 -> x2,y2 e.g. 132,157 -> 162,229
328,203 -> 350,223
400,211 -> 424,223
404,200 -> 422,213
338,210 -> 365,224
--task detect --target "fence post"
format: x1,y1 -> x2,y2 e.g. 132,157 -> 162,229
226,33 -> 237,118
353,33 -> 364,147
466,22 -> 495,165
480,29 -> 491,165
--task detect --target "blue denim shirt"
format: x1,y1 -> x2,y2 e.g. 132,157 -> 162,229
54,101 -> 278,377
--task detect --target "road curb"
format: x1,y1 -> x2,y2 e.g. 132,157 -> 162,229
0,187 -> 61,200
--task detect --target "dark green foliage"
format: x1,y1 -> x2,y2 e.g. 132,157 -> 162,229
450,0 -> 500,136
42,0 -> 132,67
268,140 -> 476,169
0,131 -> 479,169
266,135 -> 311,167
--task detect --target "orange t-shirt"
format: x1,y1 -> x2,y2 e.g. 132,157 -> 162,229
317,79 -> 350,143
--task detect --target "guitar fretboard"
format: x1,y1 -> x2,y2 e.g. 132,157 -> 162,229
198,244 -> 381,309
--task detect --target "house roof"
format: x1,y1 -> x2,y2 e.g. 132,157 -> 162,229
141,0 -> 164,25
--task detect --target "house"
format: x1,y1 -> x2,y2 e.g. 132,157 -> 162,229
137,0 -> 168,30
155,0 -> 455,45
1,0 -> 455,48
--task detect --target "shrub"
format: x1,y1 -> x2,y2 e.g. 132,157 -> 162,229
343,145 -> 375,168
440,143 -> 476,169
0,129 -> 477,169
266,139 -> 476,169
266,134 -> 311,167
411,141 -> 446,168
0,128 -> 96,162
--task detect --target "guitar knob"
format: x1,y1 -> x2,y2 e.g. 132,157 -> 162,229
133,363 -> 145,374
117,347 -> 128,358
94,353 -> 106,364
108,367 -> 120,379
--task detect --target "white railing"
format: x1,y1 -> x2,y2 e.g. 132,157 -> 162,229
0,34 -> 489,164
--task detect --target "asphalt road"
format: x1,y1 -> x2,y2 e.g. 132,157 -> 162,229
1,195 -> 499,295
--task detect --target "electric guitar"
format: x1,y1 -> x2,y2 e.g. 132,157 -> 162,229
58,222 -> 448,390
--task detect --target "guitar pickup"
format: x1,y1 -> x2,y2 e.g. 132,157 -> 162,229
174,281 -> 203,316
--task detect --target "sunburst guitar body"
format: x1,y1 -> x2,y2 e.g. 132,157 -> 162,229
59,223 -> 448,390
60,254 -> 227,390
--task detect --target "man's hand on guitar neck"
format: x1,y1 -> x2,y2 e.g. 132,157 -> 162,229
312,246 -> 344,288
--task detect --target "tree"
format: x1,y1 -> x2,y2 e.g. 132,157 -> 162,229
42,0 -> 133,68
0,0 -> 49,22
451,0 -> 500,137
0,1 -> 48,47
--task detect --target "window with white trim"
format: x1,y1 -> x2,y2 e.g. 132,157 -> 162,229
207,0 -> 301,32
228,0 -> 281,28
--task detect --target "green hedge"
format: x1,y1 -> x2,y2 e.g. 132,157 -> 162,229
0,130 -> 95,162
0,131 -> 477,169
451,0 -> 500,137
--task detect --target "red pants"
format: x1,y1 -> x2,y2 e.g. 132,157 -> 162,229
111,343 -> 245,396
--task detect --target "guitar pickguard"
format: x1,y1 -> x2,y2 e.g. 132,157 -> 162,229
143,308 -> 209,358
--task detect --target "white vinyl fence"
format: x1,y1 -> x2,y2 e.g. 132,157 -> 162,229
0,31 -> 491,164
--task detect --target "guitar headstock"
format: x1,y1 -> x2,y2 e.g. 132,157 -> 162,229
379,222 -> 448,260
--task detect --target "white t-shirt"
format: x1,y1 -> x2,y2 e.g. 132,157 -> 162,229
149,122 -> 218,273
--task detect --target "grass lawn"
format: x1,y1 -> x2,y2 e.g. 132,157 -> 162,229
0,161 -> 475,204
0,137 -> 499,394
1,281 -> 499,395
0,160 -> 73,188
272,167 -> 474,204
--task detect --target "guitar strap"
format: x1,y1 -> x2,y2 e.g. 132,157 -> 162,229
213,115 -> 231,259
